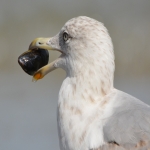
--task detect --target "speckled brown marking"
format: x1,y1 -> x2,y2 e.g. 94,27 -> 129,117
101,88 -> 106,96
90,61 -> 94,66
101,30 -> 106,34
63,101 -> 70,110
101,98 -> 108,107
78,52 -> 84,58
85,89 -> 88,94
76,107 -> 82,115
89,95 -> 95,103
101,80 -> 106,95
93,42 -> 98,48
96,87 -> 99,94
81,93 -> 85,99
88,81 -> 92,88
79,130 -> 86,144
89,70 -> 94,76
80,20 -> 84,24
72,84 -> 76,94
135,140 -> 146,148
91,86 -> 96,93
70,106 -> 82,115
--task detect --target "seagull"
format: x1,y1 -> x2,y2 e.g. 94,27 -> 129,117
28,16 -> 150,150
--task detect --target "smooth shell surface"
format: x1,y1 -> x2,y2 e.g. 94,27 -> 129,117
18,49 -> 49,75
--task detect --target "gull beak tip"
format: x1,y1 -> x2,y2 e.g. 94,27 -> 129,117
32,72 -> 44,82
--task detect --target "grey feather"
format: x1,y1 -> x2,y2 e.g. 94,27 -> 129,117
103,90 -> 150,149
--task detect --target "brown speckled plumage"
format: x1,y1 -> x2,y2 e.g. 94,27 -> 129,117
29,16 -> 150,150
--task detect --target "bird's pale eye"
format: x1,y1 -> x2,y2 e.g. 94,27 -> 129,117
63,32 -> 69,42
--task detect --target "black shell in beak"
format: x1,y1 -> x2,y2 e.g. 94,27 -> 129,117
18,49 -> 49,75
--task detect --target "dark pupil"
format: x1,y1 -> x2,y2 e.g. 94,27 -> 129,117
64,33 -> 68,41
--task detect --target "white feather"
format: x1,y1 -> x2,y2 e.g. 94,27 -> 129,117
50,16 -> 150,150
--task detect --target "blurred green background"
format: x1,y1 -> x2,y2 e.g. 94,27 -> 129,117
0,0 -> 150,150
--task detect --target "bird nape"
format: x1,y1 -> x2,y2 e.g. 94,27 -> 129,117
18,16 -> 150,150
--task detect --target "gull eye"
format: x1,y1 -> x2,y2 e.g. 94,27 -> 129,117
63,32 -> 69,42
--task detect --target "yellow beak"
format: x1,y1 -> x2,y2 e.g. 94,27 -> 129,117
29,38 -> 52,50
28,37 -> 62,81
32,60 -> 57,82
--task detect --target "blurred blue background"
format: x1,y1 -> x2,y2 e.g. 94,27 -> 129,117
0,0 -> 150,150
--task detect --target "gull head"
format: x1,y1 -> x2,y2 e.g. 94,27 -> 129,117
22,16 -> 115,84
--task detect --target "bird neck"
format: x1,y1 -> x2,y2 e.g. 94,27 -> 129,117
65,55 -> 115,98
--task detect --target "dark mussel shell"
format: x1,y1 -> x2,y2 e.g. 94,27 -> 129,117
18,49 -> 49,75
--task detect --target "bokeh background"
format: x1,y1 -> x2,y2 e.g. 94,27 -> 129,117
0,0 -> 150,150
